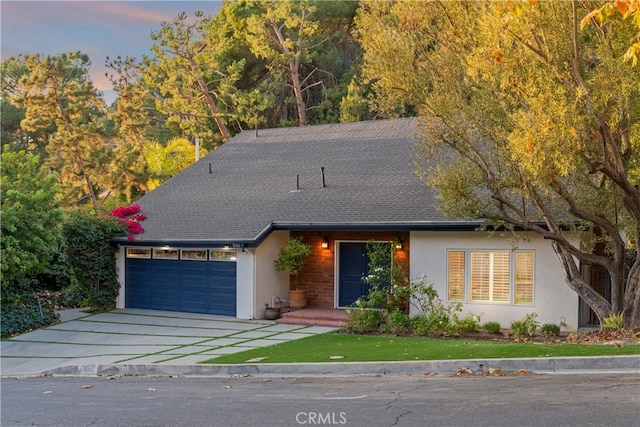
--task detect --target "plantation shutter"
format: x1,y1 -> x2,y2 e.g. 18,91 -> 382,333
447,251 -> 465,301
470,252 -> 490,301
491,252 -> 510,302
514,252 -> 534,304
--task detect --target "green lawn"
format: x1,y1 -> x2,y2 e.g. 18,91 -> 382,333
203,332 -> 640,364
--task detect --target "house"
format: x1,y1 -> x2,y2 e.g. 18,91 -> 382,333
115,118 -> 583,329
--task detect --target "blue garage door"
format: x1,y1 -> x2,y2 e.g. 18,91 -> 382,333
125,249 -> 236,316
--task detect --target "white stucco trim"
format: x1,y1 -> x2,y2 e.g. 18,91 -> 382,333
235,248 -> 255,319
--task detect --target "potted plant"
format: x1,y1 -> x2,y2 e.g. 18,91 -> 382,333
274,236 -> 311,309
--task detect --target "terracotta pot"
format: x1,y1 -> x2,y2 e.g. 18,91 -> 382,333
288,289 -> 307,310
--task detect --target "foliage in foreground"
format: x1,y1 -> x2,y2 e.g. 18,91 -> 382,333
0,288 -> 86,338
0,290 -> 58,337
62,212 -> 126,311
1,147 -> 62,287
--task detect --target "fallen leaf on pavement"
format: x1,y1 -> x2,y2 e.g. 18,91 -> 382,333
80,385 -> 93,389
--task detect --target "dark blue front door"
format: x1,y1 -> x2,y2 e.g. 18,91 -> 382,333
338,242 -> 370,307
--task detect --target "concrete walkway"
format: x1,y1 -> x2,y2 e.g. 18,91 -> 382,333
0,308 -> 337,377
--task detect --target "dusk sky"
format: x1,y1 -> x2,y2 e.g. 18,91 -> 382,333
1,1 -> 222,104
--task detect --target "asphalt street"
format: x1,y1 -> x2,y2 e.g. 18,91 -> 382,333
1,373 -> 638,427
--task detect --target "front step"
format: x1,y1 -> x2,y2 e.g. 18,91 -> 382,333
275,308 -> 347,328
275,317 -> 345,327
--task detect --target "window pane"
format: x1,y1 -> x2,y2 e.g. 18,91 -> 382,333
447,251 -> 465,301
210,250 -> 237,261
181,249 -> 207,260
491,252 -> 510,302
126,248 -> 150,258
470,252 -> 490,301
153,249 -> 178,259
514,252 -> 534,304
470,251 -> 510,303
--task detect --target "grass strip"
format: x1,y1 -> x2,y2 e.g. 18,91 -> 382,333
201,332 -> 640,364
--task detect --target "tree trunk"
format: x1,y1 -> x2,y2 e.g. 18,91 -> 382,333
623,256 -> 640,328
553,242 -> 612,324
288,59 -> 307,126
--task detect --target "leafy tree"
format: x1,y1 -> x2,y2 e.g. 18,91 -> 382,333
143,137 -> 206,191
582,0 -> 640,66
145,11 -> 249,144
11,52 -> 109,212
1,148 -> 62,288
357,0 -> 640,326
1,58 -> 52,157
229,0 -> 328,126
105,55 -> 160,203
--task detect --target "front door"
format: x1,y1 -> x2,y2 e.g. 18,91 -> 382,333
338,242 -> 370,307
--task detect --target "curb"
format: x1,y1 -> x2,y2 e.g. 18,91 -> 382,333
42,355 -> 640,378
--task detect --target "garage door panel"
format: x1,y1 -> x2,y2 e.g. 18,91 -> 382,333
125,252 -> 236,316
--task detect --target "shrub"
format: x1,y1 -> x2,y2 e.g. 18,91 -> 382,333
483,321 -> 501,333
510,313 -> 539,339
1,290 -> 59,337
381,309 -> 409,335
541,323 -> 561,336
601,313 -> 624,331
447,313 -> 480,335
344,309 -> 382,333
62,211 -> 126,311
410,316 -> 431,335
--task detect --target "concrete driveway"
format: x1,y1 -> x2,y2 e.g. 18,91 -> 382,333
0,308 -> 336,377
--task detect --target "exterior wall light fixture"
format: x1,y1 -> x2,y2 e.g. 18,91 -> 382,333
321,237 -> 329,249
394,237 -> 404,250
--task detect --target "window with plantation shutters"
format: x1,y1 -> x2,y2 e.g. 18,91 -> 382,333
514,252 -> 534,304
470,251 -> 510,303
447,249 -> 534,305
447,251 -> 465,301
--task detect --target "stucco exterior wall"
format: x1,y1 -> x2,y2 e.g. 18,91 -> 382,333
235,248 -> 255,319
409,231 -> 580,331
253,230 -> 290,319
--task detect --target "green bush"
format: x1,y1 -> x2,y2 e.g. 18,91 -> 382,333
601,313 -> 624,331
381,309 -> 409,335
38,287 -> 87,310
62,211 -> 126,311
410,316 -> 432,335
541,323 -> 561,335
510,313 -> 540,339
447,313 -> 480,335
1,291 -> 59,337
344,308 -> 382,333
483,321 -> 501,333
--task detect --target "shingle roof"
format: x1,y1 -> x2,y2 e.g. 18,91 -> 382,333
127,118 -> 477,246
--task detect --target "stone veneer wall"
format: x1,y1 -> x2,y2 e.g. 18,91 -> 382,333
293,231 -> 410,308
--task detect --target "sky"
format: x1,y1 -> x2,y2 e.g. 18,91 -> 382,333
1,1 -> 222,104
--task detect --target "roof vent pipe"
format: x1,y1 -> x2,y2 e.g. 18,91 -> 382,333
320,167 -> 326,188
